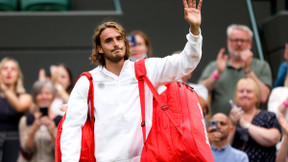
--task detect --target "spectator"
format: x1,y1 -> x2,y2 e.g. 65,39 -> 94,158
38,63 -> 73,115
128,30 -> 152,61
17,80 -> 62,162
0,57 -> 32,162
273,43 -> 288,88
208,113 -> 248,162
276,113 -> 288,162
229,78 -> 281,161
198,24 -> 272,116
60,0 -> 203,161
268,50 -> 288,149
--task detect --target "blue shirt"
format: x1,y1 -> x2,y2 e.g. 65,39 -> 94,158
211,144 -> 249,162
273,62 -> 287,88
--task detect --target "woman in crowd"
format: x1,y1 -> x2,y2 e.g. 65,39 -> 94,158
39,63 -> 73,115
229,78 -> 281,161
128,30 -> 152,61
17,80 -> 62,162
0,57 -> 32,162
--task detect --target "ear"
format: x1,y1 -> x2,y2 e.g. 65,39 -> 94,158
97,45 -> 103,54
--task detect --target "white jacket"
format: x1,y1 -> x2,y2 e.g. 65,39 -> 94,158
61,31 -> 202,162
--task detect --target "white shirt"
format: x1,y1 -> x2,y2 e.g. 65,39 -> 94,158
61,31 -> 202,162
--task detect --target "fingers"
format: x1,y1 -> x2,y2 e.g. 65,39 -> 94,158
191,0 -> 195,8
197,0 -> 202,10
183,0 -> 188,8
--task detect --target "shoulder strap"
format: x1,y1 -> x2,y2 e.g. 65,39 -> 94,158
134,58 -> 182,144
76,72 -> 95,130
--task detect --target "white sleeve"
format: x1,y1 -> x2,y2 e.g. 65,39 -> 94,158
145,29 -> 202,86
60,76 -> 90,161
268,88 -> 282,118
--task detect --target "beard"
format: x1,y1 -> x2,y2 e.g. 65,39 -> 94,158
104,48 -> 125,63
228,47 -> 241,59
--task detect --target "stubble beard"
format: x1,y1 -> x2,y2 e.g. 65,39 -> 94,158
104,48 -> 126,63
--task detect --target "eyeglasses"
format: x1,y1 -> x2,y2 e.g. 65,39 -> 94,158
229,39 -> 250,44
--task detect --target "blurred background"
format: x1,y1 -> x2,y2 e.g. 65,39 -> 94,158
0,0 -> 287,90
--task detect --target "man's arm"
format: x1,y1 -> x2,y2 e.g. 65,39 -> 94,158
200,48 -> 227,92
61,76 -> 90,161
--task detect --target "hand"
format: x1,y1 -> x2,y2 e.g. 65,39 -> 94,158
239,117 -> 250,129
60,104 -> 68,112
240,49 -> 253,72
40,116 -> 56,137
216,48 -> 228,74
229,107 -> 242,126
182,0 -> 202,35
284,43 -> 288,62
207,127 -> 221,143
38,68 -> 47,81
279,113 -> 288,136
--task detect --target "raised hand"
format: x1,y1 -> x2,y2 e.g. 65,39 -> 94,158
182,0 -> 202,35
216,48 -> 228,75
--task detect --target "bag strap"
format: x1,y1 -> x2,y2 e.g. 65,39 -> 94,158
76,72 -> 95,130
134,58 -> 182,144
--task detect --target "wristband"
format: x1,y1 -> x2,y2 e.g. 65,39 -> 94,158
211,71 -> 219,80
283,101 -> 288,108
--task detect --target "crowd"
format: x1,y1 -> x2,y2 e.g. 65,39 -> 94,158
0,1 -> 287,161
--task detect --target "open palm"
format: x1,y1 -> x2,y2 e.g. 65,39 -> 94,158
182,0 -> 202,29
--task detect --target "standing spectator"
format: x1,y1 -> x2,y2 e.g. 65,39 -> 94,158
60,0 -> 203,161
17,80 -> 62,162
128,30 -> 152,62
198,24 -> 272,116
208,113 -> 248,162
273,43 -> 288,88
0,57 -> 32,162
276,113 -> 288,162
38,63 -> 73,115
230,78 -> 281,161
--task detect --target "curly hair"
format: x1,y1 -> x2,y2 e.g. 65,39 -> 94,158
90,21 -> 131,66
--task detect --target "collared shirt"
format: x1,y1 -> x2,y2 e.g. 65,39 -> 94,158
211,144 -> 249,162
198,58 -> 272,116
61,30 -> 202,162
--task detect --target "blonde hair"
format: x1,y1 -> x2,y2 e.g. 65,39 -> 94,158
90,21 -> 131,66
234,78 -> 260,107
0,57 -> 26,94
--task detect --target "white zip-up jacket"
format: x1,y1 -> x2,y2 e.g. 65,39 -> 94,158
61,30 -> 202,162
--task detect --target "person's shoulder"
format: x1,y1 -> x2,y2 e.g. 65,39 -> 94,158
252,58 -> 270,66
229,146 -> 248,159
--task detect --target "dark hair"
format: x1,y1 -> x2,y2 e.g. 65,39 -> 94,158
57,63 -> 74,94
90,21 -> 131,66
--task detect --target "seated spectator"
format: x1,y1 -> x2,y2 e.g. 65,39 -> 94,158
229,78 -> 281,161
273,43 -> 288,88
198,24 -> 272,116
128,30 -> 152,61
17,80 -> 62,162
0,57 -> 32,162
276,113 -> 288,162
207,113 -> 248,162
38,63 -> 73,115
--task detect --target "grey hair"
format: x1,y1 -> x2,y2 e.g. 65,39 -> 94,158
31,80 -> 56,103
227,24 -> 253,40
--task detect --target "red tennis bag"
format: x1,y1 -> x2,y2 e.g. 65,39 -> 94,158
55,72 -> 96,162
135,58 -> 214,162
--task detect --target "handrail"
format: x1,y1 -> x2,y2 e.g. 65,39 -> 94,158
113,0 -> 122,13
246,0 -> 264,60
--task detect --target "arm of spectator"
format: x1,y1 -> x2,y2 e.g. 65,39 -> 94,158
242,50 -> 271,103
276,113 -> 288,162
240,117 -> 281,147
55,84 -> 70,103
0,82 -> 32,112
278,97 -> 288,116
200,48 -> 227,92
246,71 -> 271,103
41,115 -> 57,144
38,68 -> 47,81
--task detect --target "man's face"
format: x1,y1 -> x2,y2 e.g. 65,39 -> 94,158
227,29 -> 252,58
211,114 -> 230,141
97,27 -> 126,64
